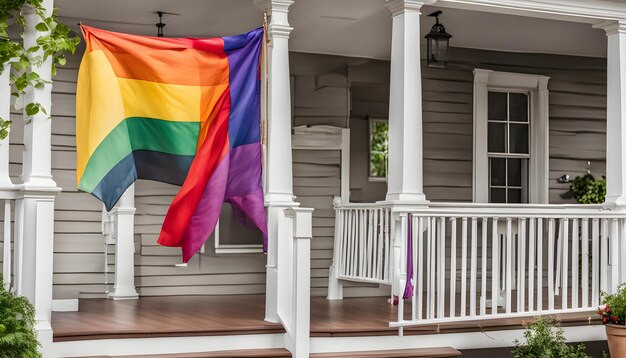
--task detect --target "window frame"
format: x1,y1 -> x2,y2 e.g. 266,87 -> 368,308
368,117 -> 389,182
473,69 -> 550,204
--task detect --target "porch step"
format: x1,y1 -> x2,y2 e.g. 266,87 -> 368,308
310,347 -> 462,357
99,348 -> 292,357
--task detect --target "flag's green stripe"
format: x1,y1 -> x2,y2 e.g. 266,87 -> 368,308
79,117 -> 200,193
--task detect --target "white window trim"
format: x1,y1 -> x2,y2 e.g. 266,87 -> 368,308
473,69 -> 550,204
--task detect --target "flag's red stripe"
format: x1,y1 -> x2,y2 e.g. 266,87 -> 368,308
157,88 -> 231,247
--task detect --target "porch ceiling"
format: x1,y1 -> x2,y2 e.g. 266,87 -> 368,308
57,0 -> 608,60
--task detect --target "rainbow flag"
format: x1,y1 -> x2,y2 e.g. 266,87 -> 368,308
76,25 -> 267,262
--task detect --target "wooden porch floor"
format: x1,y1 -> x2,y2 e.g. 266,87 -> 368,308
51,295 -> 601,342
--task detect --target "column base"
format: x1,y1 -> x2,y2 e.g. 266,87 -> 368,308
604,195 -> 626,209
36,320 -> 53,358
327,265 -> 344,300
265,265 -> 280,323
107,287 -> 139,300
384,192 -> 428,203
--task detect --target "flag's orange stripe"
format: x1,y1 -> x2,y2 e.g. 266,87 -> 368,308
81,25 -> 229,86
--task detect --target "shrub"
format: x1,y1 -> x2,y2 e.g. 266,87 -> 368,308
0,278 -> 41,357
570,174 -> 606,204
512,316 -> 589,358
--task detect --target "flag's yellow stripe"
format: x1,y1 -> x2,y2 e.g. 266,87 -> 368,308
76,49 -> 228,184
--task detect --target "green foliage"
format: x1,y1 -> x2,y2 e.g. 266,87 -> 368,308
599,284 -> 626,326
369,120 -> 388,178
0,0 -> 80,139
570,174 -> 606,204
0,278 -> 41,357
512,317 -> 590,358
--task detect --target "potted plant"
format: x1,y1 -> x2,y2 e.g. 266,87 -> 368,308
599,284 -> 626,356
0,279 -> 41,357
512,316 -> 589,357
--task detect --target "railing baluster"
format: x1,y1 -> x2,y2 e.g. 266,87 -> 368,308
601,219 -> 608,293
537,218 -> 543,311
555,219 -> 563,296
449,217 -> 457,318
491,217 -> 499,316
417,216 -> 423,320
610,218 -> 620,294
382,208 -> 391,281
506,218 -> 512,314
548,218 -> 555,311
348,210 -> 355,277
429,217 -> 436,319
366,209 -> 373,279
480,217 -> 487,316
2,200 -> 11,291
461,217 -> 468,317
470,217 -> 477,317
528,218 -> 535,312
426,218 -> 432,319
412,216 -> 418,321
572,218 -> 579,309
438,217 -> 446,318
592,218 -> 600,306
581,218 -> 589,308
562,218 -> 569,310
517,218 -> 526,312
360,210 -> 366,277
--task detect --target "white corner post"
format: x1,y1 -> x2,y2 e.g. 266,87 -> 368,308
260,0 -> 298,323
280,207 -> 313,358
17,1 -> 60,355
595,20 -> 626,293
107,184 -> 138,299
385,0 -> 429,204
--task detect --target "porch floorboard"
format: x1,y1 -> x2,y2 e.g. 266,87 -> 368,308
51,294 -> 601,342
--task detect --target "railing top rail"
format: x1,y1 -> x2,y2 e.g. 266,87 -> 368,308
333,201 -> 626,218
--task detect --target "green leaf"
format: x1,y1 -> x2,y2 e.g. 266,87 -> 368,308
34,22 -> 48,32
25,103 -> 39,116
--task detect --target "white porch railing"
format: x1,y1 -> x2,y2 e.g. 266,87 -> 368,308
333,204 -> 393,285
331,202 -> 626,333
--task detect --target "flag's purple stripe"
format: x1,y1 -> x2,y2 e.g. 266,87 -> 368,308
223,28 -> 263,148
228,191 -> 268,252
403,214 -> 414,299
181,155 -> 229,262
224,143 -> 263,198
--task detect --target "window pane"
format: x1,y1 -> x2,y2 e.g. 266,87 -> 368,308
509,93 -> 528,122
369,120 -> 388,178
507,158 -> 521,186
490,158 -> 506,186
488,122 -> 506,153
491,188 -> 506,203
508,189 -> 522,203
509,123 -> 529,154
488,92 -> 507,120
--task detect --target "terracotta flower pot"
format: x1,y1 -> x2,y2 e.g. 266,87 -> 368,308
606,324 -> 626,357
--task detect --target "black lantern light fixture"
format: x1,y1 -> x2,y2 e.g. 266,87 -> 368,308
425,11 -> 452,69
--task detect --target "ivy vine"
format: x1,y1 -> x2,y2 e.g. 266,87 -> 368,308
0,0 -> 80,139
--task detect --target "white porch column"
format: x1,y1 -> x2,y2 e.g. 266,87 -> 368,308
107,185 -> 138,299
259,0 -> 298,323
596,20 -> 626,207
385,0 -> 429,203
0,64 -> 13,188
18,1 -> 59,355
595,20 -> 626,292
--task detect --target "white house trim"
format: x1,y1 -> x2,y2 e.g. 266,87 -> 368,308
472,69 -> 550,204
436,0 -> 626,23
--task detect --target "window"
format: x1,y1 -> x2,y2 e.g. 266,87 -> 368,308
369,118 -> 388,181
488,91 -> 529,203
473,69 -> 550,204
